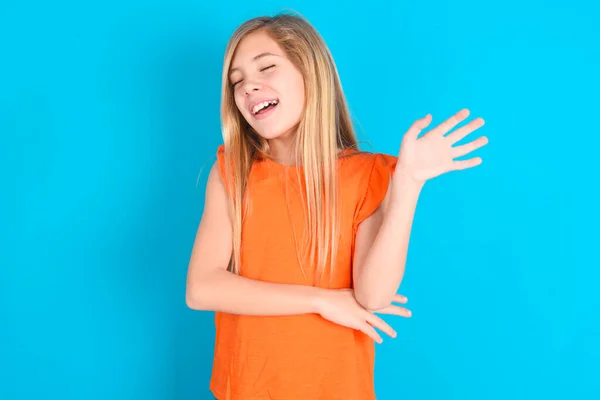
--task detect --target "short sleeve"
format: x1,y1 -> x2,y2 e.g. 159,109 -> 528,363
215,144 -> 232,195
354,153 -> 398,226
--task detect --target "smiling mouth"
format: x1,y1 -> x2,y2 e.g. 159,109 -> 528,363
251,99 -> 279,116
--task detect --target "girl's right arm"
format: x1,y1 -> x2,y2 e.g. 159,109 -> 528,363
185,162 -> 322,316
185,162 -> 406,342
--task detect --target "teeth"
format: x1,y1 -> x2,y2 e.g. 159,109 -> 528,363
252,99 -> 278,114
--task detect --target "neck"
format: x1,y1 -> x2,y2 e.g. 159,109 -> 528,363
267,132 -> 297,166
267,134 -> 344,166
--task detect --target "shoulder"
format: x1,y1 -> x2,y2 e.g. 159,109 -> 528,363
340,149 -> 398,179
340,149 -> 398,226
214,144 -> 227,182
216,144 -> 226,165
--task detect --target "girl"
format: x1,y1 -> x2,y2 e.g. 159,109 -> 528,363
186,12 -> 487,400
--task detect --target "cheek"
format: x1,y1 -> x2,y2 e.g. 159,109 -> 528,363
296,78 -> 305,106
277,72 -> 304,110
288,74 -> 305,114
234,93 -> 248,117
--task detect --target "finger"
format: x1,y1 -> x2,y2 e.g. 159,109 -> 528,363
404,113 -> 432,140
365,313 -> 397,338
452,136 -> 489,158
359,322 -> 384,344
393,294 -> 408,304
452,157 -> 483,170
374,305 -> 412,318
446,117 -> 485,144
429,108 -> 470,137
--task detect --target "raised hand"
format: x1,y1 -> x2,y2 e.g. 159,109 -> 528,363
396,109 -> 488,184
314,289 -> 411,344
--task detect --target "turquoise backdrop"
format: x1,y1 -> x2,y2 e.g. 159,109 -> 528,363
2,1 -> 598,399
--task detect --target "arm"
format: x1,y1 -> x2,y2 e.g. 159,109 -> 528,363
352,170 -> 423,311
352,109 -> 487,311
185,162 -> 323,315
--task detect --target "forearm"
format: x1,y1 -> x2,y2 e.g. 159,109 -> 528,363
186,268 -> 323,316
354,172 -> 423,310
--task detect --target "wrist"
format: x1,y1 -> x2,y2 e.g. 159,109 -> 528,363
309,287 -> 327,314
392,166 -> 425,192
389,168 -> 423,204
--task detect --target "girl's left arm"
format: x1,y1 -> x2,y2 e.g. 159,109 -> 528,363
353,109 -> 488,310
352,172 -> 423,311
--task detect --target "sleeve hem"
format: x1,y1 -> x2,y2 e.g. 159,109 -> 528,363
354,154 -> 388,227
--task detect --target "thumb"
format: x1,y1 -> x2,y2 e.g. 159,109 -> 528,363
405,113 -> 432,140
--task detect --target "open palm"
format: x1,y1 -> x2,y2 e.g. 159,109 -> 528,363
397,109 -> 488,183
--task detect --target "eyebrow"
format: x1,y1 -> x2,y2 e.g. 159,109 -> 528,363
229,52 -> 280,76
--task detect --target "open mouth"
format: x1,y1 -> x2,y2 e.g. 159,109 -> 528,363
251,99 -> 279,119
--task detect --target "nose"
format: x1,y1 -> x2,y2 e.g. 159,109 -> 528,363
242,80 -> 262,96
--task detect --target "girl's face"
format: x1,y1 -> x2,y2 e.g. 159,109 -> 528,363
229,30 -> 305,141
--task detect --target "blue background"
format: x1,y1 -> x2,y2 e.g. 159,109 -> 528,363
1,0 -> 598,399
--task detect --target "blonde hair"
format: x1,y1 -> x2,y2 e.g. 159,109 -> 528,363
220,11 -> 363,285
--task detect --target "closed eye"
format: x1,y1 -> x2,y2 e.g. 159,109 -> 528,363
261,65 -> 275,72
231,65 -> 275,88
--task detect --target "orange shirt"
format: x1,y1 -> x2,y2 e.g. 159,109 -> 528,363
211,144 -> 398,400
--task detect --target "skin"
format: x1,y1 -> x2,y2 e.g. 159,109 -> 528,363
228,30 -> 305,165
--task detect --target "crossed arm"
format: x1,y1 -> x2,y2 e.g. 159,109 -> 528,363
185,162 -> 417,315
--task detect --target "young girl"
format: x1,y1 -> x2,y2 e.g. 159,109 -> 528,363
186,12 -> 487,400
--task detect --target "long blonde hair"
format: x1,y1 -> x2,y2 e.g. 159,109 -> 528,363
220,11 -> 361,285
